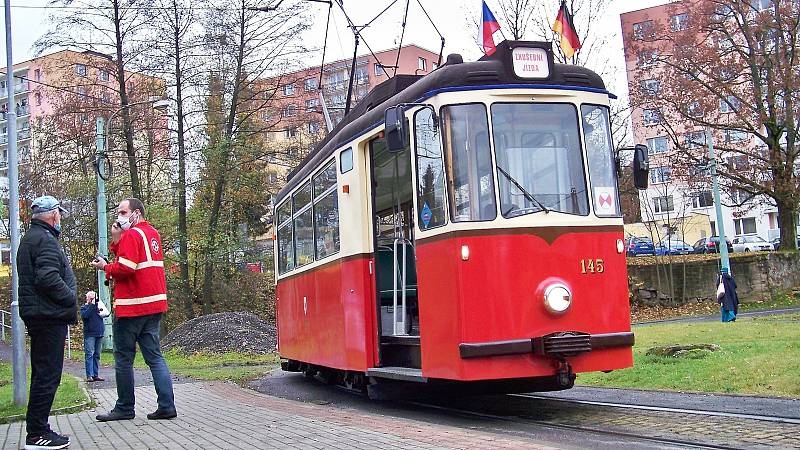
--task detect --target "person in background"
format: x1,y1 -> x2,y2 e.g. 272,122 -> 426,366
90,198 -> 176,422
718,269 -> 739,322
17,195 -> 76,450
80,290 -> 109,382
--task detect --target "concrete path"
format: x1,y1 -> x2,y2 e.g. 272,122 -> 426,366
634,306 -> 800,326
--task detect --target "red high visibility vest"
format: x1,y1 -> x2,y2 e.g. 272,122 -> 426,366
106,221 -> 168,318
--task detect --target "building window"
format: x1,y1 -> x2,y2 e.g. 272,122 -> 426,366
99,70 -> 109,81
34,93 -> 41,106
374,63 -> 387,77
692,190 -> 713,208
719,96 -> 740,113
284,127 -> 298,139
717,37 -> 735,52
77,86 -> 87,98
283,84 -> 295,96
670,13 -> 689,31
724,129 -> 747,142
653,195 -> 674,213
734,217 -> 757,235
305,98 -> 318,112
418,57 -> 427,71
730,187 -> 752,204
304,78 -> 318,91
432,62 -> 439,70
718,67 -> 737,81
34,69 -> 41,81
292,182 -> 314,267
640,79 -> 660,95
686,101 -> 703,118
282,104 -> 296,118
632,20 -> 654,39
646,136 -> 669,154
261,110 -> 273,121
307,121 -> 320,134
276,201 -> 294,274
684,131 -> 706,149
75,64 -> 87,77
726,154 -> 749,171
642,108 -> 662,125
750,0 -> 772,12
650,166 -> 671,184
636,50 -> 659,68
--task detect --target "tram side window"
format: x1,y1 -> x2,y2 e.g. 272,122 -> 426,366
293,182 -> 314,267
440,104 -> 497,222
313,161 -> 340,259
340,147 -> 353,173
414,107 -> 447,230
582,105 -> 621,217
276,201 -> 294,275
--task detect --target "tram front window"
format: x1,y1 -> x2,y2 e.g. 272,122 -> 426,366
491,103 -> 589,217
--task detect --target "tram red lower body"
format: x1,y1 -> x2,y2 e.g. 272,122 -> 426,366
276,227 -> 633,382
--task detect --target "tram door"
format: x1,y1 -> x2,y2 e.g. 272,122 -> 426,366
369,136 -> 422,368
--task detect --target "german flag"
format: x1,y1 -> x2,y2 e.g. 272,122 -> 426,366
552,0 -> 581,59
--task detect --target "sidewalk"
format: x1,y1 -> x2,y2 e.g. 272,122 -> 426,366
1,381 -> 552,450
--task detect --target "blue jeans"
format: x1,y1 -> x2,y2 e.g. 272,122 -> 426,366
83,335 -> 103,378
112,313 -> 175,414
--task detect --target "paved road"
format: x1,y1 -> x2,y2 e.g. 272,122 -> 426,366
634,306 -> 800,326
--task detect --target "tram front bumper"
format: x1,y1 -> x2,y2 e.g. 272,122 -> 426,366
459,331 -> 634,359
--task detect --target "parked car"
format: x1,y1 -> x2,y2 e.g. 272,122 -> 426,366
770,236 -> 800,250
655,238 -> 694,256
626,236 -> 656,256
692,236 -> 734,254
732,235 -> 773,252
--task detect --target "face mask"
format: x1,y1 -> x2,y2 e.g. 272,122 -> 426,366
54,223 -> 62,232
117,215 -> 131,230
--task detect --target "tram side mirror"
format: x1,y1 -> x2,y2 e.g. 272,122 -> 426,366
632,144 -> 649,190
385,106 -> 408,152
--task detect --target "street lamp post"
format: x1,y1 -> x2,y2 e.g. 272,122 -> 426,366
707,128 -> 731,275
95,99 -> 170,349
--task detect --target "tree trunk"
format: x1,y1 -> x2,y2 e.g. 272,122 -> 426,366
174,0 -> 194,319
112,0 -> 141,199
777,198 -> 798,251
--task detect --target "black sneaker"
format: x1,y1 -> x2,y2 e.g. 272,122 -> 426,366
24,430 -> 70,449
96,409 -> 135,422
147,408 -> 177,420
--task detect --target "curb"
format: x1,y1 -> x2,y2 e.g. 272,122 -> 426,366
0,374 -> 94,424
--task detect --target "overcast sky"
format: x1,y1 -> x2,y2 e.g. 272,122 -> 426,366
2,0 -> 668,94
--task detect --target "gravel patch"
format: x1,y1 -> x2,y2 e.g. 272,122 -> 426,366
162,312 -> 277,355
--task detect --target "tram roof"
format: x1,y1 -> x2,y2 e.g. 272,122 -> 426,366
276,40 -> 608,203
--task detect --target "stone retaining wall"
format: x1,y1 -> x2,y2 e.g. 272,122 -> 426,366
628,252 -> 800,305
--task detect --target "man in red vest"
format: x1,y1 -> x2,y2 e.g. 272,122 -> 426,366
90,198 -> 177,422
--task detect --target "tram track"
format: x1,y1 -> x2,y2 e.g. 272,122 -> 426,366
404,399 -> 744,450
512,393 -> 800,425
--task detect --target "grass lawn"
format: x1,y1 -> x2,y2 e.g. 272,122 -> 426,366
578,313 -> 800,397
0,362 -> 90,422
73,350 -> 280,384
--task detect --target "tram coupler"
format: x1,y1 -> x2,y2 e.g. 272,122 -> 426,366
556,361 -> 575,387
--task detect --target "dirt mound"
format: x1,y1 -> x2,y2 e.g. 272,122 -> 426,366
162,312 -> 276,355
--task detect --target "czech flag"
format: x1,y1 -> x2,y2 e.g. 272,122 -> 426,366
482,1 -> 501,56
552,0 -> 581,59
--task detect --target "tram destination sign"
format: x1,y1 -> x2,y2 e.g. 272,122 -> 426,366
512,47 -> 550,79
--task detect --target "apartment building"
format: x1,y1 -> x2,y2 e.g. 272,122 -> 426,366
620,2 -> 785,244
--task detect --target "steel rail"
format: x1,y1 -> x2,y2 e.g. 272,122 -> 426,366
512,393 -> 800,425
404,400 -> 743,450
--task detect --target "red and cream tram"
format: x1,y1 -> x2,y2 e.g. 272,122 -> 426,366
273,41 -> 649,398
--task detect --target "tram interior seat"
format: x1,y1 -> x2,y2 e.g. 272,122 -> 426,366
376,243 -> 418,304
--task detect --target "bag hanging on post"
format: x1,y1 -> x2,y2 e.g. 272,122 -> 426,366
716,274 -> 725,300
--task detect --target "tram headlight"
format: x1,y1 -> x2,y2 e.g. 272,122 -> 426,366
543,284 -> 572,314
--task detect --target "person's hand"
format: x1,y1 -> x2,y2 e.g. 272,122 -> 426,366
111,222 -> 123,244
85,291 -> 96,304
89,256 -> 107,270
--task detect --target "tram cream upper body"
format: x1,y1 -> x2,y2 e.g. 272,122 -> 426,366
275,87 -> 621,281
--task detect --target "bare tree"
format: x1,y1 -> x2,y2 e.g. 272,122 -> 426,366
36,0 -> 162,199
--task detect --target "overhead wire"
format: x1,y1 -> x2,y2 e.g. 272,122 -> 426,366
414,0 -> 445,66
392,0 -> 411,77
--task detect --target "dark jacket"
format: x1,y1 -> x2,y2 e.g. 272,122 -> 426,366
18,219 -> 78,325
719,273 -> 739,314
80,303 -> 105,337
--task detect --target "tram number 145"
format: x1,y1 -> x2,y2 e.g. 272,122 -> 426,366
580,259 -> 605,274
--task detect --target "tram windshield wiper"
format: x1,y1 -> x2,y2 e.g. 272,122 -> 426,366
496,165 -> 549,214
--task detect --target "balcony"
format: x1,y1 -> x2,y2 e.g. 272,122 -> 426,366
0,81 -> 29,99
16,106 -> 29,117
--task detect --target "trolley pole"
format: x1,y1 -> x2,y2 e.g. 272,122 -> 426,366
5,0 -> 27,406
95,117 -> 113,350
707,128 -> 731,274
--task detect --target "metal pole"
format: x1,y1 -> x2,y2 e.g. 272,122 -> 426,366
5,0 -> 27,406
707,128 -> 731,274
95,117 -> 113,350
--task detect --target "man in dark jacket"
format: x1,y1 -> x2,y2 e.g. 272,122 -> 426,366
18,195 -> 76,450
